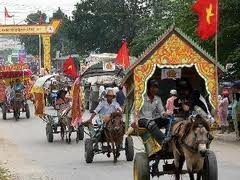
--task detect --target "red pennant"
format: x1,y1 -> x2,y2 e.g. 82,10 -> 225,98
115,40 -> 130,68
192,0 -> 219,40
4,7 -> 13,18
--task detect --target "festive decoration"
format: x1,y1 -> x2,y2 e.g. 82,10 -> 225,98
0,64 -> 29,72
116,40 -> 130,68
161,68 -> 181,80
134,34 -> 218,111
192,0 -> 219,40
42,35 -> 51,72
63,56 -> 78,78
71,77 -> 83,127
33,92 -> 45,115
0,80 -> 6,103
103,62 -> 116,71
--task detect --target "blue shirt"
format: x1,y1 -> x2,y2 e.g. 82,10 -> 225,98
116,90 -> 125,106
14,83 -> 24,92
94,100 -> 120,116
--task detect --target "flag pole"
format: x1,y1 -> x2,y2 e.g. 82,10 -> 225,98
214,0 -> 219,125
215,1 -> 219,98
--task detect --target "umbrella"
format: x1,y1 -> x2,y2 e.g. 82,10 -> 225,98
33,75 -> 55,88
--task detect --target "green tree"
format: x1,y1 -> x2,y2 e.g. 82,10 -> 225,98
70,0 -> 152,54
19,11 -> 46,55
51,8 -> 77,56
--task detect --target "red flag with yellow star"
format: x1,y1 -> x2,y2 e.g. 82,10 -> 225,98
63,56 -> 78,78
192,0 -> 219,40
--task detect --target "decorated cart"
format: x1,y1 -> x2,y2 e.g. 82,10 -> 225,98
122,26 -> 223,180
31,75 -> 85,143
0,64 -> 32,120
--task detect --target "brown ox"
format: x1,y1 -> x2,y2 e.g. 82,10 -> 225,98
171,115 -> 210,180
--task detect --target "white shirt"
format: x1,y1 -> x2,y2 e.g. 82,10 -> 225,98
139,95 -> 165,119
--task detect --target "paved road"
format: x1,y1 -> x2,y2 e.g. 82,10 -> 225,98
0,103 -> 240,180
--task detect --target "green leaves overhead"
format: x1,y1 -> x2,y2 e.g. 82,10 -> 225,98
19,0 -> 240,78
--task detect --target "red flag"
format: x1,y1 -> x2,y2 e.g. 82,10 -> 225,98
192,0 -> 219,40
4,7 -> 13,18
63,57 -> 78,78
116,40 -> 130,68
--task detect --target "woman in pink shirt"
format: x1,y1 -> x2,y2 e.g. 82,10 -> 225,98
166,89 -> 177,115
165,89 -> 177,138
218,91 -> 229,134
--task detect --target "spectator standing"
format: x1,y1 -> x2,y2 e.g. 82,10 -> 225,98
165,89 -> 177,115
218,91 -> 230,134
116,86 -> 126,109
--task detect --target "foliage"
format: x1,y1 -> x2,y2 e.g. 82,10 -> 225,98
19,0 -> 240,79
71,0 -> 152,54
51,8 -> 77,56
19,11 -> 46,55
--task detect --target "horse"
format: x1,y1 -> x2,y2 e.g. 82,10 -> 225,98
104,112 -> 125,163
59,106 -> 79,144
171,114 -> 210,180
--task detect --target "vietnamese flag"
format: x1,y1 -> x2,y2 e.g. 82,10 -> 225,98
63,56 -> 78,78
192,0 -> 219,40
116,40 -> 130,69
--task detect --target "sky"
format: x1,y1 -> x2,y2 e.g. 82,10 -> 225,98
0,0 -> 80,24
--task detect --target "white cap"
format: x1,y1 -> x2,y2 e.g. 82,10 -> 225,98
170,89 -> 177,95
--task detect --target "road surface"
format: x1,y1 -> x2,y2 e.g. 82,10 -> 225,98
0,103 -> 239,180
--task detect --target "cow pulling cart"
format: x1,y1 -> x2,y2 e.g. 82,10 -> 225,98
122,27 -> 223,180
32,75 -> 84,143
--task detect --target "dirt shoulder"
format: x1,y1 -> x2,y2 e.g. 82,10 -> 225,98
0,131 -> 48,180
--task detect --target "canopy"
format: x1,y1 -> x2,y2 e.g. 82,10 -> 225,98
33,75 -> 55,88
123,26 -> 224,112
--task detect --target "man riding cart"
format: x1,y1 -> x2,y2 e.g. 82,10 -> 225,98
85,89 -> 122,150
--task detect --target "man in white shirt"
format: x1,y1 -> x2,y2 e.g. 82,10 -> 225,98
132,80 -> 170,147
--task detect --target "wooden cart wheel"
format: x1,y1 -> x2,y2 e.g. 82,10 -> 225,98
2,104 -> 7,120
25,104 -> 30,119
78,125 -> 85,141
46,123 -> 54,143
85,138 -> 94,163
76,125 -> 84,143
202,150 -> 218,180
14,110 -> 20,121
133,152 -> 150,180
125,136 -> 134,161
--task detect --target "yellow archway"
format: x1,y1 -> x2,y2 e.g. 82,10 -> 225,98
0,20 -> 61,71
